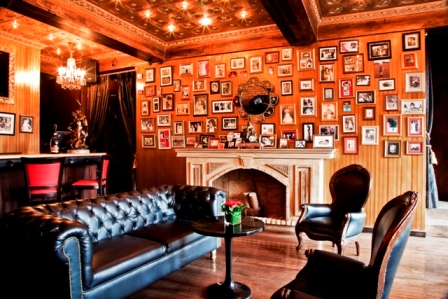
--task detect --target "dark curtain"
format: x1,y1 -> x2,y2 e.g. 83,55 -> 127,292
86,76 -> 110,149
116,72 -> 136,150
425,38 -> 439,209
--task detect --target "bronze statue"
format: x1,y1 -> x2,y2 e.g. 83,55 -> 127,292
68,100 -> 89,149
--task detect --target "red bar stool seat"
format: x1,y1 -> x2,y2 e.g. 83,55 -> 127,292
71,155 -> 111,199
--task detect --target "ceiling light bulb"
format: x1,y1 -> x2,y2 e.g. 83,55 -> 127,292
57,48 -> 61,55
199,14 -> 212,26
168,24 -> 175,32
49,33 -> 54,40
241,10 -> 247,18
182,1 -> 188,10
77,42 -> 82,50
145,9 -> 151,19
13,20 -> 18,29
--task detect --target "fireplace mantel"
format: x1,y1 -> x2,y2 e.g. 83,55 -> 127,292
176,149 -> 336,223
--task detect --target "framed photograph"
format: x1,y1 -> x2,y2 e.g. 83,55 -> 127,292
342,115 -> 356,133
363,106 -> 376,120
277,64 -> 293,77
302,122 -> 314,143
19,115 -> 33,133
186,136 -> 196,145
300,97 -> 315,117
141,117 -> 155,132
161,93 -> 174,111
383,114 -> 402,136
406,141 -> 423,155
172,136 -> 186,148
158,129 -> 171,149
322,103 -> 338,121
343,137 -> 358,154
319,46 -> 337,61
207,137 -> 220,149
222,117 -> 238,130
294,140 -> 307,149
281,80 -> 293,96
152,97 -> 160,112
188,120 -> 203,133
215,63 -> 226,78
281,129 -> 298,142
402,52 -> 418,69
144,85 -> 156,97
343,54 -> 364,73
313,135 -> 334,148
141,100 -> 149,116
230,57 -> 245,70
206,117 -> 218,133
323,87 -> 334,100
367,40 -> 392,60
261,123 -> 275,135
249,56 -> 263,74
339,40 -> 359,53
278,138 -> 288,148
297,49 -> 315,71
173,79 -> 181,92
374,60 -> 390,78
180,63 -> 193,76
401,99 -> 425,114
197,60 -> 210,78
157,114 -> 171,127
0,112 -> 15,136
173,121 -> 184,135
192,79 -> 206,92
319,64 -> 335,82
160,66 -> 173,86
212,100 -> 233,113
319,125 -> 339,141
265,51 -> 279,64
385,94 -> 399,111
221,81 -> 232,96
175,102 -> 190,115
193,94 -> 208,116
281,48 -> 293,61
142,134 -> 156,148
343,100 -> 351,112
338,78 -> 354,98
405,72 -> 425,93
379,79 -> 395,91
260,134 -> 277,147
181,85 -> 190,100
300,78 -> 314,91
384,140 -> 401,158
356,75 -> 370,86
407,116 -> 424,137
356,91 -> 375,104
209,81 -> 220,94
402,32 -> 421,51
145,68 -> 155,83
280,104 -> 297,124
361,126 -> 379,145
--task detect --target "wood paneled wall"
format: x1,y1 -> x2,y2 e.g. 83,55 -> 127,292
135,30 -> 426,232
0,37 -> 41,154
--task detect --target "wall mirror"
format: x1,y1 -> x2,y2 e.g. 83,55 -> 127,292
0,47 -> 15,105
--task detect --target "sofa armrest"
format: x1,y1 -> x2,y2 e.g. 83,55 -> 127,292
299,204 -> 332,220
344,210 -> 367,238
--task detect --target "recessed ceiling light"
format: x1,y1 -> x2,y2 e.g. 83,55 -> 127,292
199,14 -> 212,26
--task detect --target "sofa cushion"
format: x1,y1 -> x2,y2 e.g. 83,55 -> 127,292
90,234 -> 166,288
126,219 -> 204,253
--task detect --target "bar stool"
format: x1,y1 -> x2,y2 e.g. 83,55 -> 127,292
21,157 -> 66,205
71,155 -> 111,199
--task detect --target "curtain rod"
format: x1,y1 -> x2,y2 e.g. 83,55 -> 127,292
99,67 -> 136,77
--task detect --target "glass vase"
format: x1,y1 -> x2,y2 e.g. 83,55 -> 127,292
225,210 -> 242,225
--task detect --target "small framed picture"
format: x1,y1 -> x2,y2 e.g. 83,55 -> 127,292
186,136 -> 196,145
407,116 -> 424,137
343,137 -> 358,154
405,72 -> 425,93
210,81 -> 220,94
383,114 -> 402,136
249,56 -> 263,74
378,79 -> 395,91
281,48 -> 293,61
261,123 -> 275,135
175,102 -> 190,115
188,120 -> 203,133
144,85 -> 156,97
300,97 -> 316,117
374,60 -> 390,78
321,103 -> 338,121
319,64 -> 335,82
192,79 -> 207,92
363,106 -> 375,120
300,78 -> 314,91
222,117 -> 238,130
152,97 -> 160,112
402,32 -> 421,51
319,46 -> 337,61
221,81 -> 232,96
141,117 -> 155,132
215,63 -> 226,78
277,138 -> 287,148
342,115 -> 356,133
280,129 -> 297,142
265,51 -> 279,64
367,40 -> 392,60
302,122 -> 314,143
193,94 -> 208,116
160,66 -> 173,86
158,129 -> 171,149
406,141 -> 423,155
356,91 -> 375,104
180,63 -> 193,76
230,57 -> 245,70
161,93 -> 174,111
323,87 -> 334,100
356,75 -> 370,86
339,40 -> 359,53
198,60 -> 210,78
281,80 -> 293,96
338,78 -> 354,98
173,79 -> 181,92
260,134 -> 277,147
181,85 -> 190,100
343,100 -> 351,112
384,140 -> 401,158
141,100 -> 149,116
208,137 -> 221,149
174,121 -> 184,135
401,99 -> 425,114
145,68 -> 155,83
157,114 -> 171,127
297,49 -> 315,71
212,100 -> 233,113
206,117 -> 218,133
294,140 -> 307,149
19,115 -> 33,133
402,52 -> 418,69
172,136 -> 186,148
361,126 -> 379,145
313,135 -> 334,148
385,94 -> 399,111
277,64 -> 293,77
343,54 -> 364,73
142,134 -> 156,148
319,125 -> 339,141
281,104 -> 297,124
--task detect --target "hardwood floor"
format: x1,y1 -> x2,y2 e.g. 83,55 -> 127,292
128,202 -> 448,299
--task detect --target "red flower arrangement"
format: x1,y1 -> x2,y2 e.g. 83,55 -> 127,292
221,200 -> 246,214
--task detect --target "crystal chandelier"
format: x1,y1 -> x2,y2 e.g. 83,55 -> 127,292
56,51 -> 86,90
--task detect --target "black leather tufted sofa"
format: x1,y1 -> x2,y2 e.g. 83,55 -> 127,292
0,184 -> 225,299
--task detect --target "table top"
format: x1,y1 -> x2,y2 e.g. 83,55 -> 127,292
192,216 -> 264,238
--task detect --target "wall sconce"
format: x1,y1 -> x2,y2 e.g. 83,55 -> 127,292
137,82 -> 144,95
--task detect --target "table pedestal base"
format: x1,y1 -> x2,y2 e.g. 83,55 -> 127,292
206,281 -> 251,299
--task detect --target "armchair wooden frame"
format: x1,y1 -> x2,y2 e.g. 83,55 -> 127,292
71,155 -> 111,199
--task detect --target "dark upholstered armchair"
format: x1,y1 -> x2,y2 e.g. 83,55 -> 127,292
272,191 -> 418,299
295,164 -> 372,255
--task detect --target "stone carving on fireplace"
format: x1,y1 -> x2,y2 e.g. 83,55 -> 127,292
267,164 -> 290,177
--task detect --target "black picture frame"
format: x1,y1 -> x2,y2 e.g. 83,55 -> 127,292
0,111 -> 15,136
302,122 -> 314,143
318,46 -> 337,61
367,40 -> 392,60
402,32 -> 421,51
222,117 -> 238,130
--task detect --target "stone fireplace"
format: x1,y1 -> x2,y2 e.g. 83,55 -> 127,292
176,148 -> 336,225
